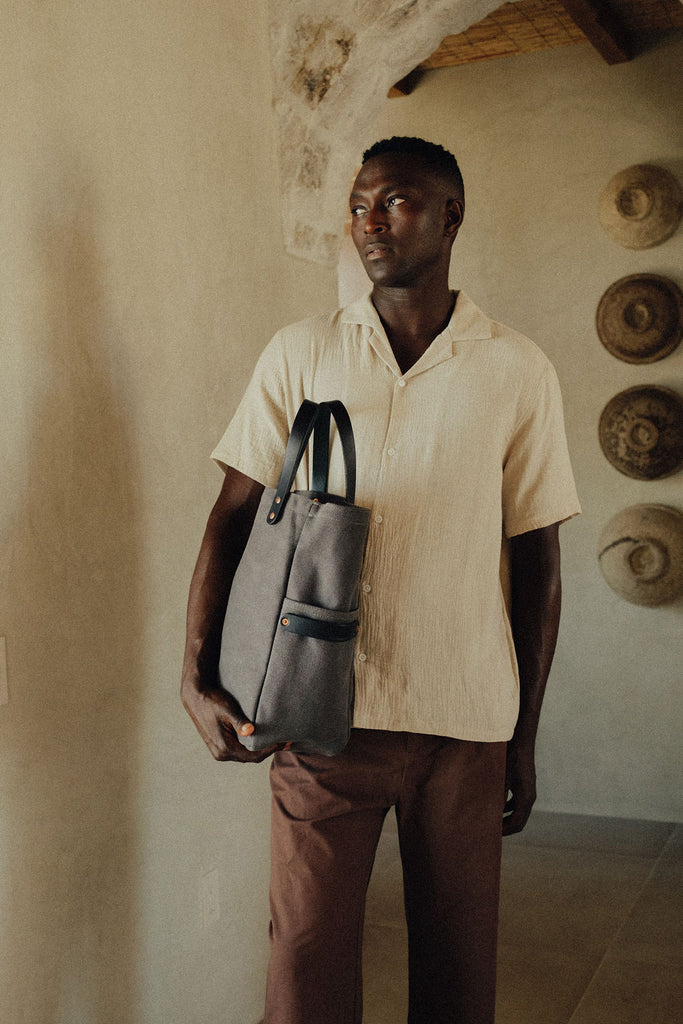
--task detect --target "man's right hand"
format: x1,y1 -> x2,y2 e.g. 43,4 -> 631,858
181,677 -> 285,763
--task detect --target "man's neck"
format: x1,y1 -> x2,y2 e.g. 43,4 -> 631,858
371,283 -> 457,374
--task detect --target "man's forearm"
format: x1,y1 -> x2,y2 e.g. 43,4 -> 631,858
182,515 -> 235,693
502,523 -> 562,834
182,469 -> 264,695
509,522 -> 562,743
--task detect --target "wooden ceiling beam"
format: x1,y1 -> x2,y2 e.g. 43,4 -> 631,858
388,68 -> 425,98
558,0 -> 634,64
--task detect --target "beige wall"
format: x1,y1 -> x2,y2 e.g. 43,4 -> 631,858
1,2 -> 334,1022
1,3 -> 681,1021
356,32 -> 683,823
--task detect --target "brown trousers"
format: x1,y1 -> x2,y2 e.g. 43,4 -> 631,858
264,729 -> 507,1024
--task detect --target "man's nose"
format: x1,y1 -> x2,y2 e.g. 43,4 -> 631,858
364,206 -> 387,233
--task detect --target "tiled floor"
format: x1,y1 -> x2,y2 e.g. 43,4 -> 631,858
362,811 -> 682,1023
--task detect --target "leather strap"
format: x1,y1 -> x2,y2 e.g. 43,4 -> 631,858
279,613 -> 359,643
311,403 -> 331,493
268,400 -> 319,524
267,400 -> 357,524
311,401 -> 356,499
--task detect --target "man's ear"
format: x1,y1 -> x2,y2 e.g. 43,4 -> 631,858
445,199 -> 464,238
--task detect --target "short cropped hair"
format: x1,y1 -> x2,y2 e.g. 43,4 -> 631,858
362,136 -> 465,208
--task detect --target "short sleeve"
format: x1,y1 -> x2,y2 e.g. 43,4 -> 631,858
502,361 -> 581,538
210,333 -> 291,487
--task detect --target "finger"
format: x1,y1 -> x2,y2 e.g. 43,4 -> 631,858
210,710 -> 254,759
210,729 -> 267,762
502,797 -> 533,836
224,740 -> 284,764
503,812 -> 529,836
247,738 -> 291,757
215,716 -> 287,760
218,692 -> 255,738
184,703 -> 232,761
235,739 -> 295,763
249,742 -> 286,762
184,689 -> 258,760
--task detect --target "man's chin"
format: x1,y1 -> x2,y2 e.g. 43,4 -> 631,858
362,262 -> 407,289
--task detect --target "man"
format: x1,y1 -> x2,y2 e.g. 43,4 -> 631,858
181,136 -> 580,1024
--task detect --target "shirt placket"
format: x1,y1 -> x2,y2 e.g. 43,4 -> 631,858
355,369 -> 410,669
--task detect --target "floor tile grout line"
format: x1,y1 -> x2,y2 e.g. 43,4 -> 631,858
565,848 -> 666,1023
507,817 -> 678,858
659,823 -> 682,858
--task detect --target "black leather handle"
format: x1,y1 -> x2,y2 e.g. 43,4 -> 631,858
311,403 -> 331,493
267,400 -> 319,523
312,400 -> 356,500
267,400 -> 357,524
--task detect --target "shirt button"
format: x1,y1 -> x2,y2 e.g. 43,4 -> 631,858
374,513 -> 383,524
387,447 -> 397,457
362,583 -> 372,593
397,379 -> 406,388
358,652 -> 367,662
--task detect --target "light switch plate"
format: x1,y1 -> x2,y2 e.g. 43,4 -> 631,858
200,868 -> 221,927
0,638 -> 8,706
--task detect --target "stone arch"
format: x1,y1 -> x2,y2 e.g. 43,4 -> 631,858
269,0 -> 500,263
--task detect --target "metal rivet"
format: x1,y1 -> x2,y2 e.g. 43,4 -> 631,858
275,496 -> 281,504
281,618 -> 289,626
269,513 -> 275,520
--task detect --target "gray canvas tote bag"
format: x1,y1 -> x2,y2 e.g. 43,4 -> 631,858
218,400 -> 371,756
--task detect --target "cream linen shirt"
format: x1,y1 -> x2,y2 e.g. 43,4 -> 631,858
212,292 -> 581,742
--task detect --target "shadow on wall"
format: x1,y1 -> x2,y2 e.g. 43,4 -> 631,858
2,160 -> 143,1022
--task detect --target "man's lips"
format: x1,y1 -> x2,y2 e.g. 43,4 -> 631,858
364,242 -> 392,260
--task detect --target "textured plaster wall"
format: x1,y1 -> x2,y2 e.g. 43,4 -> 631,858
343,32 -> 683,822
1,2 -> 335,1022
269,0 -> 500,263
2,1 -> 681,1021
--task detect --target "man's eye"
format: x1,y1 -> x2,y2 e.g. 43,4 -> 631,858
350,206 -> 366,217
387,196 -> 406,207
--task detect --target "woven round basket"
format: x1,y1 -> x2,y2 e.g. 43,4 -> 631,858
596,274 -> 683,364
598,504 -> 683,606
598,164 -> 682,249
598,385 -> 683,480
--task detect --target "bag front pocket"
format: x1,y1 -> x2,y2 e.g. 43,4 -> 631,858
253,599 -> 359,755
278,611 -> 358,643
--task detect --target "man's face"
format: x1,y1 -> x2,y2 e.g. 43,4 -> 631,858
349,152 -> 462,289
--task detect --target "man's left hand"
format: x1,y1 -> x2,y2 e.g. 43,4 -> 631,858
502,738 -> 537,836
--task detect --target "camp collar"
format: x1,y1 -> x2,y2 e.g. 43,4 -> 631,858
341,291 -> 494,378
